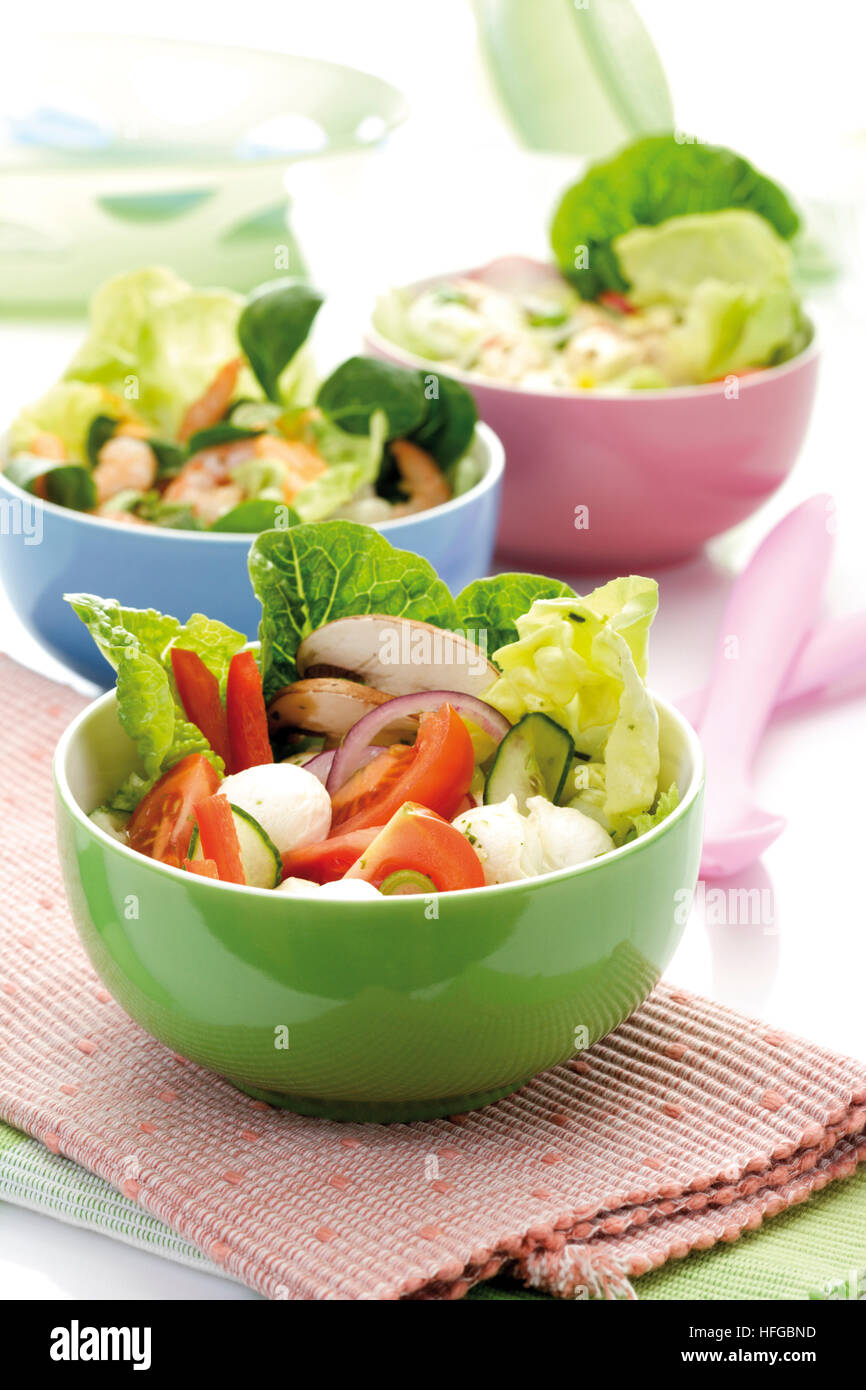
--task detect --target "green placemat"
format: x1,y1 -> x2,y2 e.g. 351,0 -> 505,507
468,1166 -> 866,1300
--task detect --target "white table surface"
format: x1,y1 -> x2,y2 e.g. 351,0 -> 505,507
1,6 -> 865,1299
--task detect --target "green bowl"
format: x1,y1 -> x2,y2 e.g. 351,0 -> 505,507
54,690 -> 704,1122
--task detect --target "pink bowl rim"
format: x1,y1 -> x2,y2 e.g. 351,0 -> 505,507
366,269 -> 819,404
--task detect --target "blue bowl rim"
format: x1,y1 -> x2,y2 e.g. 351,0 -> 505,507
0,421 -> 505,546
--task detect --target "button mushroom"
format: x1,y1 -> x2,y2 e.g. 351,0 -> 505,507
267,677 -> 418,743
295,615 -> 498,698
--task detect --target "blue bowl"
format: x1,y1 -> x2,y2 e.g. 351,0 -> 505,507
0,425 -> 504,686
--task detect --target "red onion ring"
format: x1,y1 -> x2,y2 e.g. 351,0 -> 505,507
302,745 -> 391,787
326,690 -> 510,795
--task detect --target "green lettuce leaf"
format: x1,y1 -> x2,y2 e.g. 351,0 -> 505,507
316,356 -> 428,439
291,410 -> 388,521
485,577 -> 660,832
611,209 -> 807,381
62,267 -> 260,436
622,782 -> 680,842
10,381 -> 124,461
3,455 -> 96,511
455,573 -> 576,659
550,134 -> 800,299
248,520 -> 458,700
65,595 -> 246,805
238,279 -> 324,402
614,209 -> 794,306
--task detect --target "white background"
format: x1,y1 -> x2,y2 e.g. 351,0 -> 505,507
0,0 -> 864,1299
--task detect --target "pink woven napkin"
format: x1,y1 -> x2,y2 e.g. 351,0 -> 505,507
1,655 -> 865,1300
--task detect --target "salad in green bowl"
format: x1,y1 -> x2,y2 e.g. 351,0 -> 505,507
374,135 -> 813,391
67,520 -> 679,897
6,269 -> 481,532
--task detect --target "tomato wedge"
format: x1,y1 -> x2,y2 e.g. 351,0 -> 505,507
330,704 -> 474,834
170,647 -> 231,767
345,802 -> 485,893
183,856 -> 220,879
226,650 -> 273,772
194,794 -> 246,885
329,745 -> 414,830
281,826 -> 382,884
127,754 -> 220,868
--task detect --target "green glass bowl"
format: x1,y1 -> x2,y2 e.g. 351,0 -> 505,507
54,690 -> 704,1122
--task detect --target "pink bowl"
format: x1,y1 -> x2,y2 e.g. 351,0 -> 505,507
365,287 -> 819,572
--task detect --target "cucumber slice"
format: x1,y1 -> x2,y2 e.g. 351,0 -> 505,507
484,713 -> 574,812
189,803 -> 281,888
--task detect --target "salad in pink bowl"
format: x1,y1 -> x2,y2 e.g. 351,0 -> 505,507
368,136 -> 818,570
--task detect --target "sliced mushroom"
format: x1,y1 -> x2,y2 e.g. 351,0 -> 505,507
267,678 -> 418,742
295,615 -> 498,698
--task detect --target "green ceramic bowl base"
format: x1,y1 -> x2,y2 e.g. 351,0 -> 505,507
55,690 -> 704,1124
227,1076 -> 533,1123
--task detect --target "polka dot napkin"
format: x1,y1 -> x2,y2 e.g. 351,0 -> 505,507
1,656 -> 864,1300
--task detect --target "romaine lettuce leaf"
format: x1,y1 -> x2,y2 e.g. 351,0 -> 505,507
248,520 -> 458,699
65,595 -> 246,805
485,577 -> 660,832
455,573 -> 576,658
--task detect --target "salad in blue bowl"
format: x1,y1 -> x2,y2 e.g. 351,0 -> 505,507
0,269 -> 503,684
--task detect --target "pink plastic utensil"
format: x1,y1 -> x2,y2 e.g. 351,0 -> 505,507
699,495 -> 835,879
678,610 -> 866,726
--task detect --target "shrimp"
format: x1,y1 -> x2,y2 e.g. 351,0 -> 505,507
177,358 -> 243,442
252,435 -> 327,500
27,431 -> 66,461
388,440 -> 451,517
162,448 -> 242,525
92,435 -> 158,504
163,431 -> 328,523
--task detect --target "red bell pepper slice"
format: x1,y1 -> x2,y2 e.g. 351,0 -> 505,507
226,650 -> 273,773
194,794 -> 246,885
170,647 -> 231,768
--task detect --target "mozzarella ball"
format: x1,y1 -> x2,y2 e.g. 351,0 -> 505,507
276,876 -> 381,901
526,796 -> 614,871
451,794 -> 544,885
276,876 -> 323,896
218,763 -> 331,856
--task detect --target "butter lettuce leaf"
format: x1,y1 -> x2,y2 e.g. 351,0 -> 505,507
613,210 -> 807,380
486,577 -> 660,832
551,134 -> 799,299
62,267 -> 260,436
248,520 -> 458,699
10,381 -> 126,461
292,411 -> 388,521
